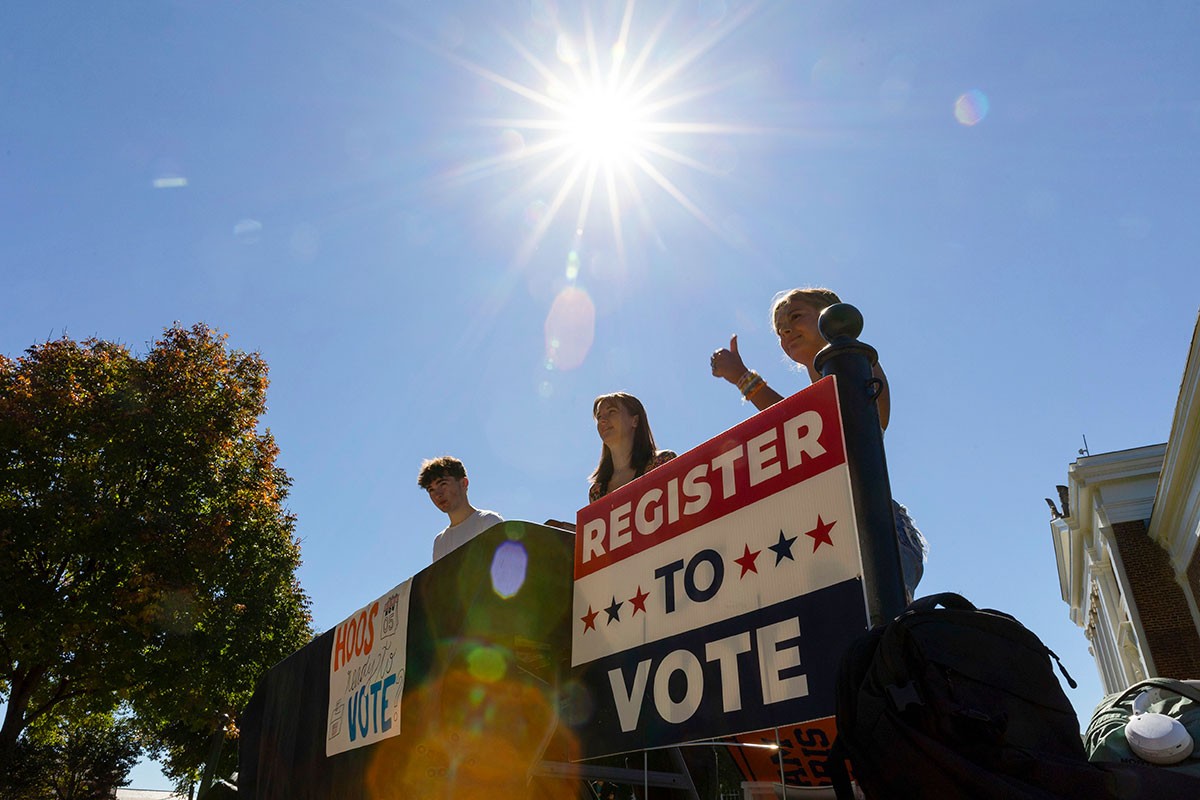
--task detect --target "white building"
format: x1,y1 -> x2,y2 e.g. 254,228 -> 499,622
1051,312 -> 1200,693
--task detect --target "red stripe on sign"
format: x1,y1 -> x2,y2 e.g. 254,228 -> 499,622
574,377 -> 846,578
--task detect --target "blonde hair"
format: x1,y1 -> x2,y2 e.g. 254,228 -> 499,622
770,288 -> 841,334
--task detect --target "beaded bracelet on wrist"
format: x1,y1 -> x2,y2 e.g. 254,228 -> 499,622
736,370 -> 759,393
744,379 -> 768,402
739,371 -> 765,401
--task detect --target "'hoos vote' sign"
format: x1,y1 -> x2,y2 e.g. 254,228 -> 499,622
570,378 -> 870,758
326,580 -> 412,756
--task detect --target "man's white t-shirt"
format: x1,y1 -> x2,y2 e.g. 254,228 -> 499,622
431,509 -> 504,562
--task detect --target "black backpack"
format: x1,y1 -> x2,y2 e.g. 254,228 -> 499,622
828,593 -> 1200,799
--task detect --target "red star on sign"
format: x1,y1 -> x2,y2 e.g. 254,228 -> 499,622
734,543 -> 761,577
629,586 -> 650,616
581,605 -> 599,633
804,515 -> 836,552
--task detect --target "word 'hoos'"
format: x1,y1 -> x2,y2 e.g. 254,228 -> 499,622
333,600 -> 379,672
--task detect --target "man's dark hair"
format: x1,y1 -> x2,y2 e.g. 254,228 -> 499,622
417,456 -> 466,489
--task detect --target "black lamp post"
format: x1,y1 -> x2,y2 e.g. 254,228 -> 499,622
813,303 -> 907,627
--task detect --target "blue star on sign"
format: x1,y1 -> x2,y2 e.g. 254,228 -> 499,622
769,529 -> 798,565
605,596 -> 624,624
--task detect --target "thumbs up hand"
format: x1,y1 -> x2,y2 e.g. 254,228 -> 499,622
709,334 -> 748,384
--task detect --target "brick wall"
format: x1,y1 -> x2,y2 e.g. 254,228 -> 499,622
1186,552 -> 1200,633
1112,520 -> 1200,678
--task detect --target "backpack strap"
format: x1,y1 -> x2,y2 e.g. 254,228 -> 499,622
901,594 -> 1078,689
1110,677 -> 1200,708
829,624 -> 888,799
904,593 -> 977,614
826,738 -> 856,800
1044,645 -> 1078,689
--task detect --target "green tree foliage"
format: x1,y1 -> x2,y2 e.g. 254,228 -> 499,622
0,324 -> 312,785
5,709 -> 141,800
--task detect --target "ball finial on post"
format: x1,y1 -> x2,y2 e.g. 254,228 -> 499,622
817,302 -> 864,344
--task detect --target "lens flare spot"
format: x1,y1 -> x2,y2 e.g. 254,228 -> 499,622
954,89 -> 990,126
467,646 -> 507,683
558,679 -> 595,726
365,666 -> 575,796
490,541 -> 528,599
152,176 -> 188,189
233,218 -> 262,243
538,380 -> 554,398
565,250 -> 581,280
544,286 -> 595,371
556,34 -> 580,65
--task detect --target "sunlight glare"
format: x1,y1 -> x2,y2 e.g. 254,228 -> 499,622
434,1 -> 766,263
561,85 -> 647,166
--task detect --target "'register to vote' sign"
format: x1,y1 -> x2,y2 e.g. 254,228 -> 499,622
570,377 -> 869,758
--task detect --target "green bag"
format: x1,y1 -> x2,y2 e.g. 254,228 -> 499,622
1085,677 -> 1200,775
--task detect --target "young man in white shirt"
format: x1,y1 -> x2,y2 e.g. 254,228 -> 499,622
418,456 -> 503,562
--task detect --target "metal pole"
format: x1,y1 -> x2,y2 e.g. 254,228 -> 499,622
813,303 -> 907,627
195,715 -> 228,799
774,727 -> 784,797
713,745 -> 718,800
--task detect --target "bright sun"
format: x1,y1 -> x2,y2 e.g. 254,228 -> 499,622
560,85 -> 647,166
438,2 -> 760,262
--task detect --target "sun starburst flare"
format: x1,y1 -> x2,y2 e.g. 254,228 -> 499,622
436,0 -> 766,264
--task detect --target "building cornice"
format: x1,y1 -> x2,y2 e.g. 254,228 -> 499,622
1149,311 -> 1200,567
1072,445 -> 1165,525
1053,445 -> 1165,626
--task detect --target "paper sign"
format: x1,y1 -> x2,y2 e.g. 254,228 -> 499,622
326,580 -> 411,756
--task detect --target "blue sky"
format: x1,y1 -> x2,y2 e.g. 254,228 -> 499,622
4,1 -> 1199,790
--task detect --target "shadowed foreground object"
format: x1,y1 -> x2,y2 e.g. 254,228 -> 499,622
238,523 -> 577,800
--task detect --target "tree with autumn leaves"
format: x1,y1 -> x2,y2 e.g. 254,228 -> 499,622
0,324 -> 312,788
